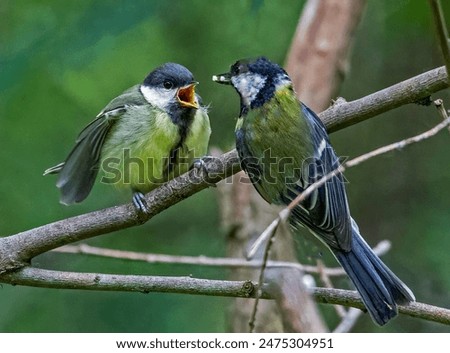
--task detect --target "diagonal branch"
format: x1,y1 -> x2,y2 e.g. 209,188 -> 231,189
288,100 -> 450,214
322,66 -> 448,132
0,150 -> 240,273
0,67 -> 448,275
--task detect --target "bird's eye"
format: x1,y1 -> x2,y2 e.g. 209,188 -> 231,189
163,81 -> 174,89
231,62 -> 248,76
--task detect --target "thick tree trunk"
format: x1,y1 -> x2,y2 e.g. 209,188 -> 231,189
286,0 -> 367,112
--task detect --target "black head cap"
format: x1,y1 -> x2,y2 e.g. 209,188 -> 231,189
143,63 -> 195,89
230,57 -> 287,79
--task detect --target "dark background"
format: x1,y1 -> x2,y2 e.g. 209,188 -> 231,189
0,0 -> 449,332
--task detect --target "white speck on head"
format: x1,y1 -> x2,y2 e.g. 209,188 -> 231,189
212,75 -> 218,81
231,72 -> 266,107
140,85 -> 175,111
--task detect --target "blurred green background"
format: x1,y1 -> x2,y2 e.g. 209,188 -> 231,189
0,0 -> 449,332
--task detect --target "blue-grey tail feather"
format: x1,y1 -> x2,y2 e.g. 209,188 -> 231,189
333,229 -> 415,326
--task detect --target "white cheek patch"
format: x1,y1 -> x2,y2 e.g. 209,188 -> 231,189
140,85 -> 174,111
231,72 -> 266,107
274,74 -> 291,89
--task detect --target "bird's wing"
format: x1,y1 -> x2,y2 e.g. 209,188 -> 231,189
235,128 -> 273,203
287,104 -> 353,251
54,106 -> 125,205
49,85 -> 147,205
48,85 -> 149,205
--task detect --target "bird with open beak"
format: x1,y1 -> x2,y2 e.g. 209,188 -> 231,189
45,63 -> 211,213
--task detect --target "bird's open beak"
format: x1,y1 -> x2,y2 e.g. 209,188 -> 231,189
177,82 -> 199,109
212,72 -> 232,85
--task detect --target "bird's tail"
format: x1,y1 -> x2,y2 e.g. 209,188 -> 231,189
333,227 -> 415,326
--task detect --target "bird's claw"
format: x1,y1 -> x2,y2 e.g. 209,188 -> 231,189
193,155 -> 217,187
193,155 -> 215,171
132,191 -> 149,215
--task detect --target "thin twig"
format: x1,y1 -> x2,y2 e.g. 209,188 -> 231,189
317,259 -> 347,318
54,240 -> 390,277
333,308 -> 364,333
55,243 -> 345,275
429,0 -> 450,78
248,227 -> 278,333
288,100 -> 450,214
434,97 -> 450,132
246,208 -> 290,260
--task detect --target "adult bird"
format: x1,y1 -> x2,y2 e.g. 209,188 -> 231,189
213,57 -> 414,325
45,63 -> 211,212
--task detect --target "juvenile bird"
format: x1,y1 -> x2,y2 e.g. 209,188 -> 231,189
213,57 -> 414,325
45,63 -> 211,212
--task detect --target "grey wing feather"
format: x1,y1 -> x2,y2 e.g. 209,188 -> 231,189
287,104 -> 352,251
47,106 -> 126,205
45,85 -> 146,205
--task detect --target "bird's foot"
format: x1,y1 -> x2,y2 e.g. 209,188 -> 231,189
192,155 -> 217,187
132,191 -> 149,215
192,155 -> 215,171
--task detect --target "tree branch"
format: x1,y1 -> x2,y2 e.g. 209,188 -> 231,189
53,240 -> 390,277
0,267 -> 260,298
0,150 -> 240,273
1,104 -> 449,325
429,0 -> 450,77
1,267 -> 448,325
0,67 -> 448,274
333,308 -> 363,333
322,66 -> 448,132
313,288 -> 450,325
